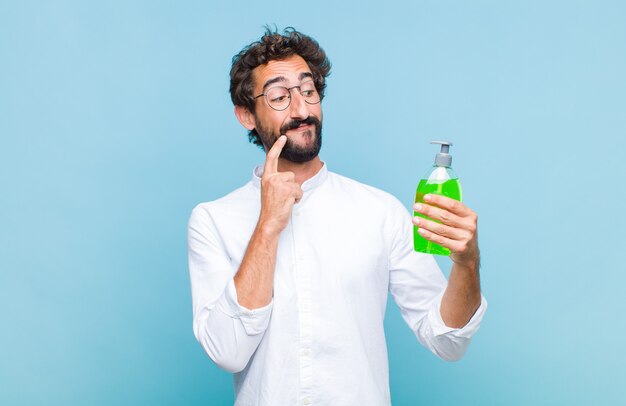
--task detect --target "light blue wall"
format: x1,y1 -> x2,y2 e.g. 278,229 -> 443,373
1,1 -> 624,404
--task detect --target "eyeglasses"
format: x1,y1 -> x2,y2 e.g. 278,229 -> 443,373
254,80 -> 321,111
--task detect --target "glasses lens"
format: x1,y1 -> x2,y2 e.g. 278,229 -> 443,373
263,82 -> 321,111
299,82 -> 320,104
266,87 -> 290,110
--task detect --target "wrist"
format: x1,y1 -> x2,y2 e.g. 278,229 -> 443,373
256,218 -> 282,239
451,249 -> 480,273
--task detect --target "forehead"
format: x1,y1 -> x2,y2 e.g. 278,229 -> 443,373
252,54 -> 312,91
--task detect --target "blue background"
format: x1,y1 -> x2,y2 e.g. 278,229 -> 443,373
1,1 -> 625,405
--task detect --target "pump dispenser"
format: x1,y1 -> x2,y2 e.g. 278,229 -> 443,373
413,141 -> 463,255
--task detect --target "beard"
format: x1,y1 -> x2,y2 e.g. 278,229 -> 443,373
255,115 -> 323,163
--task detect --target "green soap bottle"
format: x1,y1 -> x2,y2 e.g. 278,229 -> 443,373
414,141 -> 462,255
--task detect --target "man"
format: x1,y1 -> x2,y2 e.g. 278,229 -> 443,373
188,27 -> 486,405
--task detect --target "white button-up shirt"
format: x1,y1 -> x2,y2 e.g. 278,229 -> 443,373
188,163 -> 487,406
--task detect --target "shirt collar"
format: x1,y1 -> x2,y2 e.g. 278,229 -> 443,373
252,161 -> 329,193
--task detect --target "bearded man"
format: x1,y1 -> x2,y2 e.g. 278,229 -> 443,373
188,27 -> 487,406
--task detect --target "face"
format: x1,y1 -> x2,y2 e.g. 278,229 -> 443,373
250,55 -> 323,162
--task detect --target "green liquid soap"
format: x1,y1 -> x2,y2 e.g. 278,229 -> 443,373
413,178 -> 462,256
413,140 -> 462,255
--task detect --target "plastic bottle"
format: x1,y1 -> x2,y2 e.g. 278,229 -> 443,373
413,141 -> 462,255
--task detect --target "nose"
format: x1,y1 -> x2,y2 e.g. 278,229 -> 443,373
289,88 -> 309,119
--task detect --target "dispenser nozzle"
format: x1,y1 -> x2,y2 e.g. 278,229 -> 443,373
430,140 -> 454,167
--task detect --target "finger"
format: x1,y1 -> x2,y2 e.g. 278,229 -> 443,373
294,188 -> 304,204
423,194 -> 471,217
412,216 -> 469,241
416,226 -> 467,253
264,135 -> 287,176
413,203 -> 463,228
261,171 -> 294,191
277,171 -> 295,182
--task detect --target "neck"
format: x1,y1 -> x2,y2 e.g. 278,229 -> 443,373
277,156 -> 323,186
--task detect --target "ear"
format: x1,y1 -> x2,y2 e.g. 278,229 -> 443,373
234,105 -> 256,131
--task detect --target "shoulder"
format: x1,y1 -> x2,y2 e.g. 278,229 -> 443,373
327,171 -> 407,212
190,181 -> 258,223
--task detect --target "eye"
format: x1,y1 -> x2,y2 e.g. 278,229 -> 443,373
267,87 -> 289,104
301,89 -> 316,97
270,95 -> 288,103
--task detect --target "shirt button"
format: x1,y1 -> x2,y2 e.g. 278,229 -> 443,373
302,349 -> 311,357
302,398 -> 311,405
294,211 -> 301,217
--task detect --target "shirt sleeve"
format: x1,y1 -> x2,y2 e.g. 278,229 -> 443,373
387,197 -> 487,362
188,205 -> 273,373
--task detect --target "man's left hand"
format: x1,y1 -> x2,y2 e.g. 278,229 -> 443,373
412,194 -> 479,269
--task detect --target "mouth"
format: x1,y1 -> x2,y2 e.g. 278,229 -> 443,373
285,124 -> 314,137
280,116 -> 320,138
290,124 -> 312,132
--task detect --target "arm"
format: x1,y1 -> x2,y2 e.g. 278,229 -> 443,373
388,196 -> 486,362
234,135 -> 302,309
188,136 -> 302,372
413,194 -> 481,328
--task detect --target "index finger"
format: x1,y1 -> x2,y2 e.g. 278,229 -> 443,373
424,194 -> 471,217
264,135 -> 287,175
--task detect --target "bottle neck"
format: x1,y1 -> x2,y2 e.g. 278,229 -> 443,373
424,165 -> 458,182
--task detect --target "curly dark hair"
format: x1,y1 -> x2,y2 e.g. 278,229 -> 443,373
229,27 -> 331,148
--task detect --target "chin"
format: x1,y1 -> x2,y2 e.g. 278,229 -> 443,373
282,135 -> 322,163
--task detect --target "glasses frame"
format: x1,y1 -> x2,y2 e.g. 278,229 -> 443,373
254,80 -> 321,111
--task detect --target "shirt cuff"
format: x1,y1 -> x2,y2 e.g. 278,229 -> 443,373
216,278 -> 274,336
428,292 -> 488,338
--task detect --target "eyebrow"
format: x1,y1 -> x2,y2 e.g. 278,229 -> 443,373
299,72 -> 313,81
261,72 -> 314,91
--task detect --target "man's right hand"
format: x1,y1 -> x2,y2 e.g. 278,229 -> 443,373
258,135 -> 303,236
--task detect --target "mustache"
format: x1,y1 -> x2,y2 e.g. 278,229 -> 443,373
280,116 -> 321,134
